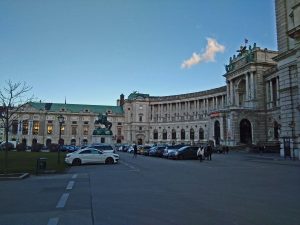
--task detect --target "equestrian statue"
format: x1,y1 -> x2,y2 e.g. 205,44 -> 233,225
94,113 -> 112,130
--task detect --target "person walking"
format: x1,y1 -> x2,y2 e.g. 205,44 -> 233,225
197,146 -> 204,162
206,144 -> 212,161
133,144 -> 138,158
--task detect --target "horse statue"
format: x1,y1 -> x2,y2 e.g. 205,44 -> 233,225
94,113 -> 112,130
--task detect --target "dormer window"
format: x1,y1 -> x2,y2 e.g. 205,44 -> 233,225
84,109 -> 89,113
60,108 -> 66,112
107,110 -> 112,114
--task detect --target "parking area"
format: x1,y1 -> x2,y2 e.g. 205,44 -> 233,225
0,150 -> 299,225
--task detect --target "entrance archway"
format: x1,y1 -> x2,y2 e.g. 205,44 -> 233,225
240,119 -> 252,144
214,121 -> 220,145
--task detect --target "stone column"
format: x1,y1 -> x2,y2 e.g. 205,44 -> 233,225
250,71 -> 254,99
230,81 -> 234,105
269,80 -> 273,108
266,83 -> 270,109
245,73 -> 249,100
276,77 -> 280,106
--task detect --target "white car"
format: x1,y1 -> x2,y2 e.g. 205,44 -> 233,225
65,147 -> 119,166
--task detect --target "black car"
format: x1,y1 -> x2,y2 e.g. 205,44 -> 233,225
149,146 -> 166,157
163,144 -> 185,158
168,146 -> 199,160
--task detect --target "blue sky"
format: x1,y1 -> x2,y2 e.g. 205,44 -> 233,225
0,0 -> 277,105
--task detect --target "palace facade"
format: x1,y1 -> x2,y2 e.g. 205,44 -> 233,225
3,0 -> 300,159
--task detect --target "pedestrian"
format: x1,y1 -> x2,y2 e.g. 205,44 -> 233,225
197,146 -> 204,162
206,144 -> 212,160
133,144 -> 138,158
226,146 -> 229,154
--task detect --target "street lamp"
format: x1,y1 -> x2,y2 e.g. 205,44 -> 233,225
57,115 -> 65,164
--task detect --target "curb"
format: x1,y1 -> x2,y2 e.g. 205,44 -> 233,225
0,173 -> 30,181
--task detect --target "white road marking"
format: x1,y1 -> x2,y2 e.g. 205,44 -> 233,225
56,193 -> 69,208
66,180 -> 75,190
72,174 -> 77,179
120,161 -> 140,172
47,217 -> 59,225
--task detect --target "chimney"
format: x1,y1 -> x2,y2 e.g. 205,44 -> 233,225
120,94 -> 125,106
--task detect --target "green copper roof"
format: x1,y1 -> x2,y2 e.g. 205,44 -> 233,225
127,91 -> 149,100
29,102 -> 124,114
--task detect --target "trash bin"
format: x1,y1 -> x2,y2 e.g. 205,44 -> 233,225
36,157 -> 47,174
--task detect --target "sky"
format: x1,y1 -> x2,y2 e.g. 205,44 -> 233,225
0,0 -> 277,106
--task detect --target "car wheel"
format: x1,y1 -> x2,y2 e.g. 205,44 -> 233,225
105,157 -> 114,164
72,158 -> 81,166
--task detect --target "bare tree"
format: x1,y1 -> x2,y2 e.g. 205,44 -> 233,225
0,80 -> 33,172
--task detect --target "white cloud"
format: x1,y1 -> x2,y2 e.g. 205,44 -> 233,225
181,38 -> 225,69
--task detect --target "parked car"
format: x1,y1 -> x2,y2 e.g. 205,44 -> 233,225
89,144 -> 114,153
65,147 -> 119,166
163,144 -> 185,158
140,145 -> 152,156
149,146 -> 166,157
61,145 -> 80,153
127,145 -> 134,153
0,142 -> 15,150
168,146 -> 199,160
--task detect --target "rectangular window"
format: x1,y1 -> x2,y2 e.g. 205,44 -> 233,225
61,125 -> 65,135
84,121 -> 89,125
72,121 -> 77,125
72,126 -> 77,135
117,128 -> 122,136
32,121 -> 40,135
22,120 -> 28,135
139,116 -> 143,122
139,127 -> 142,131
12,120 -> 18,135
83,126 -> 89,135
47,124 -> 53,134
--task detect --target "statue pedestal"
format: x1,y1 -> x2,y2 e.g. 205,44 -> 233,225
92,135 -> 112,144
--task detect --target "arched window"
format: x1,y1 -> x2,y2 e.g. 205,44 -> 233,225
172,129 -> 176,140
162,129 -> 167,140
71,139 -> 76,145
190,128 -> 195,140
153,130 -> 158,140
181,129 -> 185,140
199,128 -> 204,140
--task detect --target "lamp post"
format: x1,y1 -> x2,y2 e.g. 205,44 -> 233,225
57,115 -> 64,164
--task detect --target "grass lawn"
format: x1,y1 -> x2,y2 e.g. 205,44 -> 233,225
0,151 -> 69,174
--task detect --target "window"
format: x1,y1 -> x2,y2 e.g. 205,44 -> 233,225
139,115 -> 143,122
199,128 -> 204,140
190,128 -> 195,140
83,126 -> 89,135
22,120 -> 28,135
32,121 -> 39,135
163,129 -> 167,140
117,128 -> 122,136
118,122 -> 122,125
80,150 -> 91,154
71,126 -> 77,135
60,125 -> 65,135
72,121 -> 77,125
84,121 -> 89,125
153,130 -> 158,140
139,127 -> 142,131
47,124 -> 53,134
12,120 -> 18,135
172,129 -> 176,140
181,129 -> 185,140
